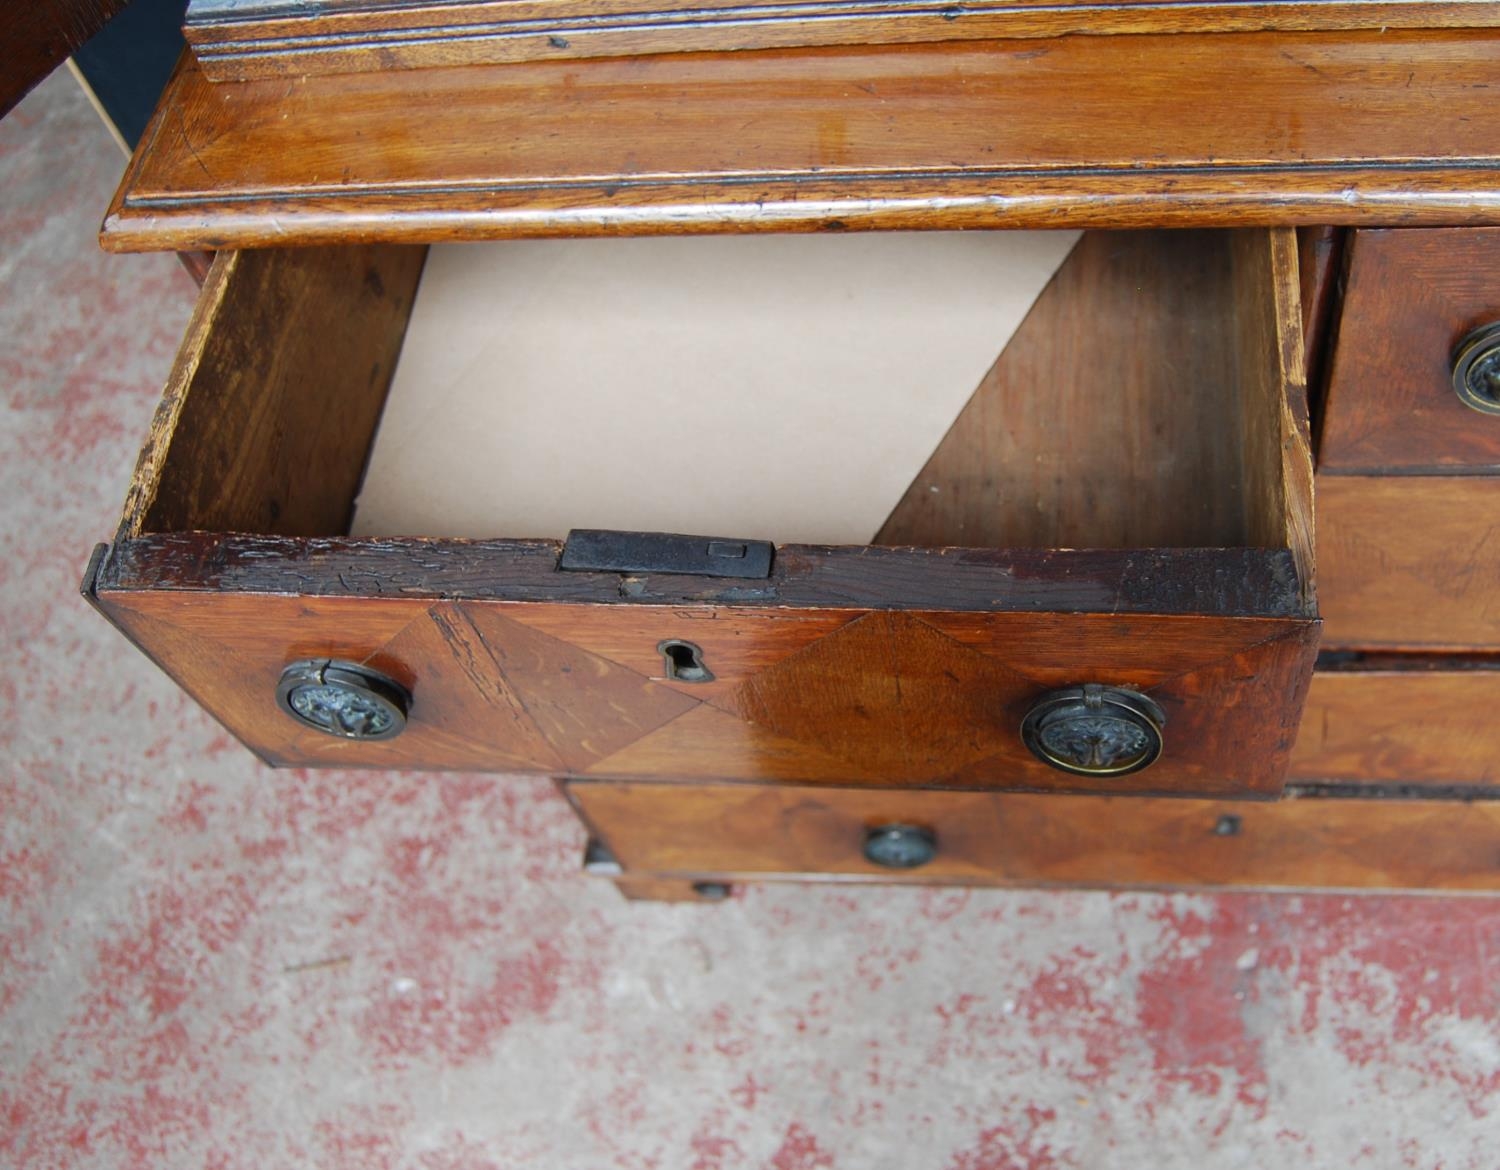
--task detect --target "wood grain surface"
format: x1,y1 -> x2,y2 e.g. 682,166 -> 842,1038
879,231 -> 1252,549
2,0 -> 128,118
89,584 -> 1317,796
103,30 -> 1500,252
1235,226 -> 1317,604
1318,476 -> 1500,649
881,228 -> 1312,608
567,780 -> 1500,892
1291,663 -> 1500,789
180,0 -> 1500,80
1319,228 -> 1500,472
1298,226 -> 1343,391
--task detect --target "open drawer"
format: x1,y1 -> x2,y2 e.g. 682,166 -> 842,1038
86,228 -> 1317,798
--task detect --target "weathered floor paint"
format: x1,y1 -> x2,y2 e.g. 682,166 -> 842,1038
1,70 -> 1497,1170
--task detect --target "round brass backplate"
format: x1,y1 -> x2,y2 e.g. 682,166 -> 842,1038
1452,322 -> 1500,416
276,659 -> 410,740
1020,684 -> 1166,778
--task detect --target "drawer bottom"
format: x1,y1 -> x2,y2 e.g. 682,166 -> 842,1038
567,782 -> 1500,896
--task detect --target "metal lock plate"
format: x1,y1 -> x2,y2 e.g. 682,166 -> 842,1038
559,529 -> 773,578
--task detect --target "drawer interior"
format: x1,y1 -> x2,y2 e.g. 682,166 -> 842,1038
117,228 -> 1311,576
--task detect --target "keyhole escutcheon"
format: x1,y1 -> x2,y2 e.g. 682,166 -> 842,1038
659,639 -> 714,683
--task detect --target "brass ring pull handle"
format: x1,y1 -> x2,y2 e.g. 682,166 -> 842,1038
1452,322 -> 1500,416
276,659 -> 410,740
1021,684 -> 1166,777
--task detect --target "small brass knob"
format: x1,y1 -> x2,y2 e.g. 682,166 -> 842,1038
863,824 -> 937,869
1452,322 -> 1500,415
276,659 -> 410,740
1021,684 -> 1165,777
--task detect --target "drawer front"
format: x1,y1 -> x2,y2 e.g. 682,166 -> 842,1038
1320,228 -> 1500,472
92,558 -> 1316,797
1290,665 -> 1500,789
1318,476 -> 1500,649
567,781 -> 1500,892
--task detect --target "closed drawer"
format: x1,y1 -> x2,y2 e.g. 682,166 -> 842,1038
1320,228 -> 1500,472
1291,659 -> 1500,789
1318,476 -> 1500,649
87,228 -> 1317,798
566,780 -> 1500,893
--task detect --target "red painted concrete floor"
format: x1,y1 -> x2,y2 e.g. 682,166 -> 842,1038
3,69 -> 1499,1170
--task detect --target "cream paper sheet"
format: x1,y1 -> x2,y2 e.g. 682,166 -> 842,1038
352,231 -> 1080,545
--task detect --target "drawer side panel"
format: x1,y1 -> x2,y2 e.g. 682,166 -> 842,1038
119,245 -> 426,540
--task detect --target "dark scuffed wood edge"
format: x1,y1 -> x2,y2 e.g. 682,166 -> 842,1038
182,0 -> 1500,81
1287,782 -> 1500,800
2,0 -> 130,118
95,533 -> 1310,617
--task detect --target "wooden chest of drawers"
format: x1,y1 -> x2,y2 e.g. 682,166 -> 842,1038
85,23 -> 1500,898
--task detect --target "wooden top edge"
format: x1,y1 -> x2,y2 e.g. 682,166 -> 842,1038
183,0 -> 1500,22
103,29 -> 1500,250
100,174 -> 1500,252
96,533 -> 1312,617
177,0 -> 1500,75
